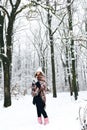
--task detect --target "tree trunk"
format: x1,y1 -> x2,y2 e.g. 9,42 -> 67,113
0,12 -> 11,107
85,8 -> 87,88
3,17 -> 13,107
0,12 -> 4,89
4,0 -> 21,107
67,0 -> 78,100
66,45 -> 73,95
3,61 -> 11,107
0,12 -> 4,53
46,0 -> 57,97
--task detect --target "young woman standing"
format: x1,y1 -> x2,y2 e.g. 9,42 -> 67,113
31,68 -> 49,125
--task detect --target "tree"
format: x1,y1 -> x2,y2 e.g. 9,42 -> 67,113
67,0 -> 78,100
0,11 -> 4,93
28,23 -> 48,73
0,0 -> 22,107
46,0 -> 57,97
31,0 -> 66,96
0,0 -> 37,107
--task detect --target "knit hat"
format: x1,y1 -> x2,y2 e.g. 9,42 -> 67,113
36,67 -> 43,73
35,67 -> 44,77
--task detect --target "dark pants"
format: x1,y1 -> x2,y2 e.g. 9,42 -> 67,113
33,95 -> 48,118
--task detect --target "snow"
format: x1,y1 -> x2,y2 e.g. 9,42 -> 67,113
0,91 -> 87,130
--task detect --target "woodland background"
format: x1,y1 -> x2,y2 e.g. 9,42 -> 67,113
0,0 -> 87,107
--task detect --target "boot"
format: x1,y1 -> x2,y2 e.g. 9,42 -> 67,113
38,117 -> 42,124
44,117 -> 49,125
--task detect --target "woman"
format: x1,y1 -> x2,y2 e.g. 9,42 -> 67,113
31,68 -> 49,125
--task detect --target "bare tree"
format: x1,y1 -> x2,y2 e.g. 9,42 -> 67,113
0,10 -> 4,95
46,0 -> 57,97
0,0 -> 37,107
67,0 -> 78,100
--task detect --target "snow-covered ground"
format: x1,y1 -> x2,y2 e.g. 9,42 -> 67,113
0,91 -> 87,130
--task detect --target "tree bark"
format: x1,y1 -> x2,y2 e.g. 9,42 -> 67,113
3,61 -> 11,107
0,11 -> 11,107
46,0 -> 57,97
67,0 -> 78,100
66,45 -> 73,95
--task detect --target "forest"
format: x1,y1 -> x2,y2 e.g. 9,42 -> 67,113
0,0 -> 87,107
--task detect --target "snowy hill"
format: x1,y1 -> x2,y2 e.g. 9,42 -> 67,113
0,91 -> 87,130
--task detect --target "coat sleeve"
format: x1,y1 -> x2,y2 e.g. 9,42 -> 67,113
31,87 -> 39,97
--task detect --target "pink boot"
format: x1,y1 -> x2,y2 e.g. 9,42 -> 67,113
44,117 -> 49,125
38,117 -> 42,124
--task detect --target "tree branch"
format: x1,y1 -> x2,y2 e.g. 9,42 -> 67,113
0,5 -> 10,20
52,14 -> 66,35
15,4 -> 29,15
9,0 -> 14,8
0,53 -> 10,64
14,0 -> 21,11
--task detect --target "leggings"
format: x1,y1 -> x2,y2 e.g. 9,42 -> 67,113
36,103 -> 48,118
34,95 -> 48,118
